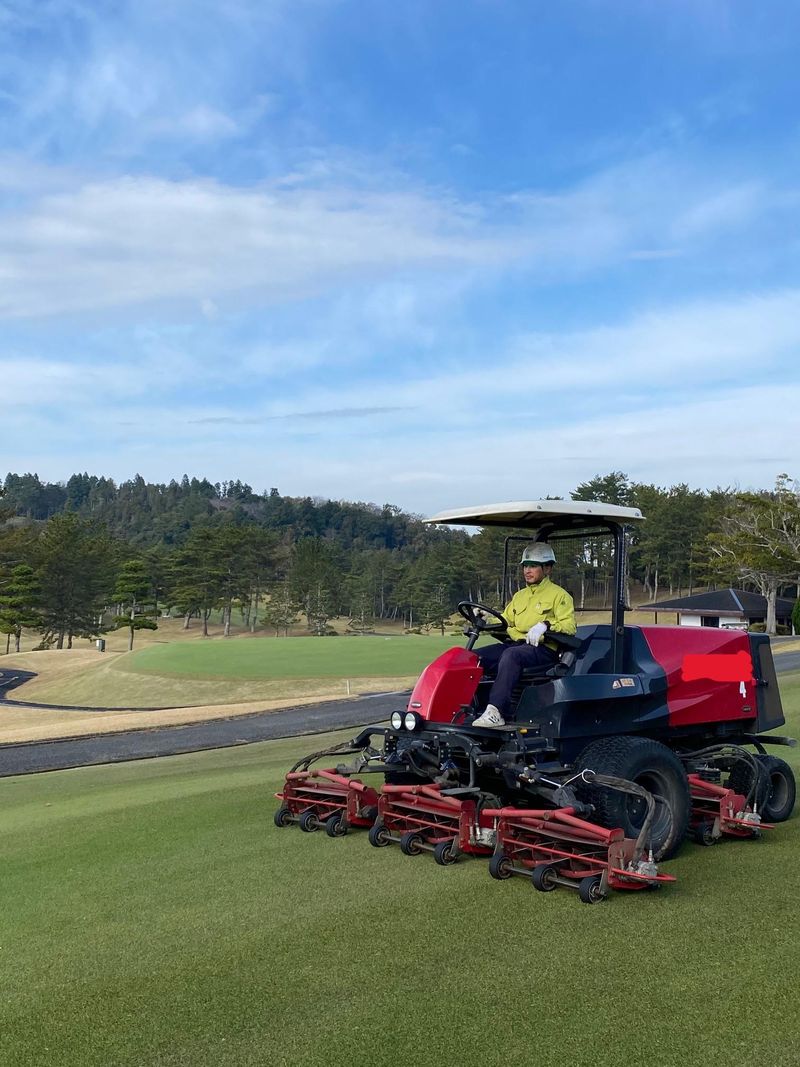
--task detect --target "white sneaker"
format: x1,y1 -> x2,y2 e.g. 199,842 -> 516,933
472,704 -> 505,728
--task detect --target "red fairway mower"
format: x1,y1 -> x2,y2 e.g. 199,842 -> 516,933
275,500 -> 796,899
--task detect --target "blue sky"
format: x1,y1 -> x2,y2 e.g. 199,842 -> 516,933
1,0 -> 799,514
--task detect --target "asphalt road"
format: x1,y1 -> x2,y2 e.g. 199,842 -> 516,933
1,644 -> 798,777
0,691 -> 406,777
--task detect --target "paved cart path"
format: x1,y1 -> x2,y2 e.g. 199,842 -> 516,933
0,690 -> 407,777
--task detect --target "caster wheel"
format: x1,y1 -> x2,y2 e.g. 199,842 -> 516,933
433,840 -> 458,866
488,853 -> 513,880
693,821 -> 717,846
368,822 -> 391,848
578,874 -> 606,904
273,806 -> 292,828
399,831 -> 424,856
298,811 -> 320,833
531,864 -> 559,892
325,813 -> 347,837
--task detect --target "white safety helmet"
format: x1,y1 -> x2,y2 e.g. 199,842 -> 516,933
520,542 -> 556,566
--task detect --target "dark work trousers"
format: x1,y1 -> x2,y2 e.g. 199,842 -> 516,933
477,641 -> 558,718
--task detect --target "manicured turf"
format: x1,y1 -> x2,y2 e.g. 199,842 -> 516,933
125,633 -> 465,680
1,678 -> 799,1066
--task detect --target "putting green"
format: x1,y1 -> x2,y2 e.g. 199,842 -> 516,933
125,633 -> 466,680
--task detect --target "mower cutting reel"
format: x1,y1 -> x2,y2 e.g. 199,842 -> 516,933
274,769 -> 379,836
486,806 -> 676,904
484,770 -> 676,903
368,783 -> 496,864
687,773 -> 772,844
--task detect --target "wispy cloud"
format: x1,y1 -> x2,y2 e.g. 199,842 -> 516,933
0,174 -> 514,320
190,406 -> 410,425
0,151 -> 793,324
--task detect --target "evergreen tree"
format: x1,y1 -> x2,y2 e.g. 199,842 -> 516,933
261,583 -> 300,637
35,514 -> 115,648
108,559 -> 158,651
0,564 -> 41,653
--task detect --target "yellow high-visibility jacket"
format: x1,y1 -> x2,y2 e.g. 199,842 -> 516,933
502,577 -> 577,645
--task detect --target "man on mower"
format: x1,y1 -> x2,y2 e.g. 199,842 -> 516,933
472,542 -> 576,728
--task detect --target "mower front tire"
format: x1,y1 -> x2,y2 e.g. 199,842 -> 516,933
576,736 -> 690,861
489,853 -> 513,880
578,874 -> 606,904
531,863 -> 559,892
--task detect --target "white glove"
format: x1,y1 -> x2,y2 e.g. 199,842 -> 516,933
526,621 -> 548,646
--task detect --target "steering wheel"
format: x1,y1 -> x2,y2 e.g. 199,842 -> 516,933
457,601 -> 509,643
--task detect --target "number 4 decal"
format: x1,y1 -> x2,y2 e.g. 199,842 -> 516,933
739,681 -> 747,697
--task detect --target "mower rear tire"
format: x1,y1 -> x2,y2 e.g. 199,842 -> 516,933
489,853 -> 513,880
399,831 -> 424,856
578,874 -> 606,904
727,755 -> 796,823
368,822 -> 391,847
298,811 -> 320,832
433,840 -> 458,866
531,863 -> 559,892
576,736 -> 690,861
325,813 -> 347,837
273,806 -> 292,828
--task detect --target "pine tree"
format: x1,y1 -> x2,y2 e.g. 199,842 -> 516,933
35,514 -> 115,648
108,559 -> 158,651
0,564 -> 41,653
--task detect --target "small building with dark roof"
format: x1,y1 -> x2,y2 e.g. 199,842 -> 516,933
638,588 -> 796,630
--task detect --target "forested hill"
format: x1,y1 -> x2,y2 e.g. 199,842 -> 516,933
1,472 -> 438,551
1,470 -> 797,651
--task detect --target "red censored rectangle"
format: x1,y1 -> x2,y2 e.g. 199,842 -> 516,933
681,650 -> 754,683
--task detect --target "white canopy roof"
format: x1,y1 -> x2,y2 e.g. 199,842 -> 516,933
424,500 -> 644,529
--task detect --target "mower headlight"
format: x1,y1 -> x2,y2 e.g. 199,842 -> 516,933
404,711 -> 420,731
390,711 -> 403,731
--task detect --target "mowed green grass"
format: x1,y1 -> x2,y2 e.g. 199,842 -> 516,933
1,679 -> 799,1066
18,634 -> 473,709
126,634 -> 463,680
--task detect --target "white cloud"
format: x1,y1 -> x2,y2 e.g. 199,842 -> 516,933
0,150 -> 792,324
0,175 -> 513,320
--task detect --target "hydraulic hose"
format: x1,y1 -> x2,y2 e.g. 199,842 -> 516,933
289,741 -> 365,774
677,744 -> 762,808
580,770 -> 658,863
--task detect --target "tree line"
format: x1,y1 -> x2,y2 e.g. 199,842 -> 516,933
1,469 -> 798,649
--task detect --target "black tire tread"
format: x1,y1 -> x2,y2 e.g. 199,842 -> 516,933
728,754 -> 796,822
576,735 -> 690,860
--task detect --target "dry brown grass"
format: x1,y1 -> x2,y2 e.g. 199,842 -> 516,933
0,618 -> 419,744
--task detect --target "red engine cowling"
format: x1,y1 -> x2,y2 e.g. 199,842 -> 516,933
640,626 -> 758,728
406,647 -> 483,723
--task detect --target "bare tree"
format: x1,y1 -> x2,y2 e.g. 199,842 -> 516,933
709,475 -> 800,634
